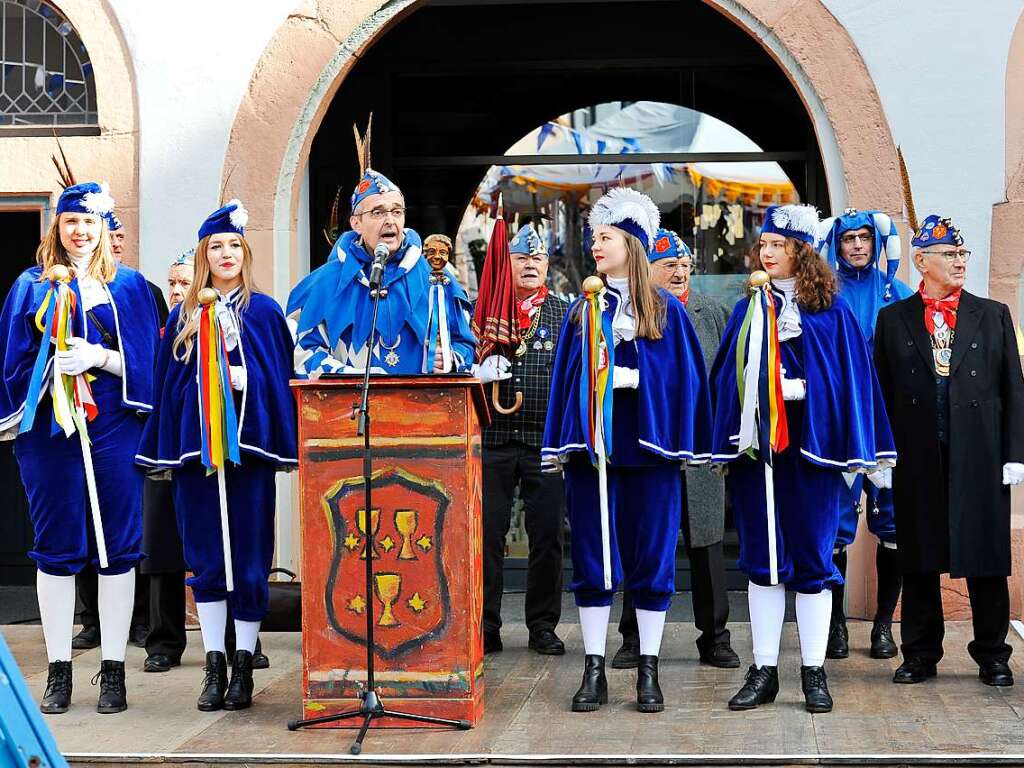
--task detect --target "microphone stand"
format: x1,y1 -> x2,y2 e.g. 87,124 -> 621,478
287,249 -> 471,753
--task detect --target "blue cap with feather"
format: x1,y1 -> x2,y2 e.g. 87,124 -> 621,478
649,228 -> 692,263
349,114 -> 401,213
911,214 -> 963,249
760,204 -> 820,245
198,199 -> 248,241
509,223 -> 547,256
56,181 -> 115,218
589,187 -> 660,252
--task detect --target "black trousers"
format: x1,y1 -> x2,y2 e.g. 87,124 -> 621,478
144,571 -> 187,660
77,566 -> 149,631
831,543 -> 902,624
900,571 -> 1011,667
482,442 -> 564,635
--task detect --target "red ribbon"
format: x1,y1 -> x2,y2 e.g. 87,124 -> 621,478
517,285 -> 549,330
919,282 -> 961,334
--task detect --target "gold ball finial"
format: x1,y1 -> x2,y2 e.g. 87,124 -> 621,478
749,270 -> 770,288
48,264 -> 70,283
198,287 -> 218,306
581,275 -> 605,295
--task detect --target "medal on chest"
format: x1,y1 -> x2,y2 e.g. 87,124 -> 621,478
381,333 -> 401,367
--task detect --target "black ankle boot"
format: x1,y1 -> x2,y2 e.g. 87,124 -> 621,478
223,650 -> 254,710
93,660 -> 127,714
636,655 -> 664,713
571,654 -> 608,712
40,660 -> 73,714
870,621 -> 898,659
800,665 -> 833,713
826,618 -> 849,659
197,651 -> 229,712
728,664 -> 779,710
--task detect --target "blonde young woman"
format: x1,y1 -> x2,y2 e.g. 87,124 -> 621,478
136,201 -> 297,712
0,182 -> 159,715
542,189 -> 712,713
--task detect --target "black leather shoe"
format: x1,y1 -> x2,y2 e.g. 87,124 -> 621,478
129,624 -> 149,648
251,637 -> 270,670
870,621 -> 898,659
71,625 -> 100,650
893,658 -> 937,684
800,665 -> 833,713
223,650 -> 254,710
979,661 -> 1014,687
40,660 -> 73,714
93,660 -> 127,714
636,655 -> 664,713
197,651 -> 228,711
528,629 -> 566,656
483,631 -> 503,655
728,665 -> 779,711
826,619 -> 849,660
143,653 -> 180,673
611,637 -> 640,669
699,642 -> 741,669
571,654 -> 608,712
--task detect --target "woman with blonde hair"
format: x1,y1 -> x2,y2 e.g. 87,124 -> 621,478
543,188 -> 712,713
136,200 -> 297,712
0,182 -> 159,715
710,204 -> 895,713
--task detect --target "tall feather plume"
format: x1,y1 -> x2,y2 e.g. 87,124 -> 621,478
50,135 -> 76,189
219,163 -> 238,207
322,185 -> 343,246
352,113 -> 373,176
897,146 -> 918,233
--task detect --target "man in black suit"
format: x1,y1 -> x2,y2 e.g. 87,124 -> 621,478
874,214 -> 1024,687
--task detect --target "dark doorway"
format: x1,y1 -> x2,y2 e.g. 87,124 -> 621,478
0,209 -> 41,586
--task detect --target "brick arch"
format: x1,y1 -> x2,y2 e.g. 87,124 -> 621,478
221,0 -> 903,297
0,0 -> 140,264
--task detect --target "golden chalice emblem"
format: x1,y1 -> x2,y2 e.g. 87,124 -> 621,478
395,509 -> 419,561
373,573 -> 402,627
356,508 -> 381,560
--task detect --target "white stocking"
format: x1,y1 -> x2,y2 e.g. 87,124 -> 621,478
636,608 -> 667,657
36,571 -> 75,663
196,600 -> 228,654
98,570 -> 135,662
578,605 -> 611,657
795,589 -> 832,667
748,581 -> 786,667
234,619 -> 260,654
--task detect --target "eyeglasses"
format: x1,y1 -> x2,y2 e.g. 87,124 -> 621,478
932,250 -> 972,263
358,207 -> 406,221
839,233 -> 874,245
656,260 -> 692,274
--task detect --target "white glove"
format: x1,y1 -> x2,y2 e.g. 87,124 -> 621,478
229,365 -> 246,391
55,337 -> 107,377
867,467 -> 892,489
471,355 -> 512,384
1002,462 -> 1024,486
612,366 -> 639,389
781,377 -> 806,401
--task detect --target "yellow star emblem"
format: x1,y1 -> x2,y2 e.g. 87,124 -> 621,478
380,536 -> 395,553
344,533 -> 360,551
407,592 -> 426,612
347,595 -> 366,614
416,535 -> 433,552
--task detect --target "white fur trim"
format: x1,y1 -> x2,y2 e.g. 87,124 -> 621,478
589,188 -> 660,246
81,181 -> 115,216
770,204 -> 819,240
227,198 -> 249,230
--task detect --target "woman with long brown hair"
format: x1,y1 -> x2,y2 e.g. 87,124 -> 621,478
137,201 -> 297,712
709,204 -> 895,714
543,188 -> 712,714
0,182 -> 160,715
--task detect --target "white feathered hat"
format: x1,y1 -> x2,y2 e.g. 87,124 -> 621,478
588,188 -> 661,252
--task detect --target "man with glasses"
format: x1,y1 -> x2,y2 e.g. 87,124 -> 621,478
874,215 -> 1024,686
818,210 -> 911,661
481,223 -> 568,656
288,132 -> 475,377
611,228 -> 739,670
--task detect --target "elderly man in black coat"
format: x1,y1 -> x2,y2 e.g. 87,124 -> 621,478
874,214 -> 1024,686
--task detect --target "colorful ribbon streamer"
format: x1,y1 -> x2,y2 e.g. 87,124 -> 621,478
735,284 -> 789,459
578,288 -> 614,464
197,301 -> 241,474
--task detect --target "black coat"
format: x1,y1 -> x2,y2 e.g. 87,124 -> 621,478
873,290 -> 1024,577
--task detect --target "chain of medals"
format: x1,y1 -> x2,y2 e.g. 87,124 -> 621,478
930,312 -> 955,377
515,305 -> 544,357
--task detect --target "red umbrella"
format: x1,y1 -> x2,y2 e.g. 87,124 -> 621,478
472,197 -> 523,414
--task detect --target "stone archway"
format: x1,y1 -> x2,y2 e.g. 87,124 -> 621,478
0,0 -> 140,265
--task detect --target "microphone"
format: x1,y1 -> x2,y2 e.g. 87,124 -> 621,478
369,243 -> 389,290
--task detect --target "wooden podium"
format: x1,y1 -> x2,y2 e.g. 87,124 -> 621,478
292,376 -> 488,728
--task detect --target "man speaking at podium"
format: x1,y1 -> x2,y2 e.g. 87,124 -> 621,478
288,122 -> 475,378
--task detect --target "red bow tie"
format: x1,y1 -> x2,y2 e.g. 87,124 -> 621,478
919,283 -> 962,334
517,286 -> 549,330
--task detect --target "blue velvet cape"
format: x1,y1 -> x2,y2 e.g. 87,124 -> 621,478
0,264 -> 158,435
542,288 -> 713,466
136,292 -> 298,469
287,229 -> 474,376
709,293 -> 895,470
